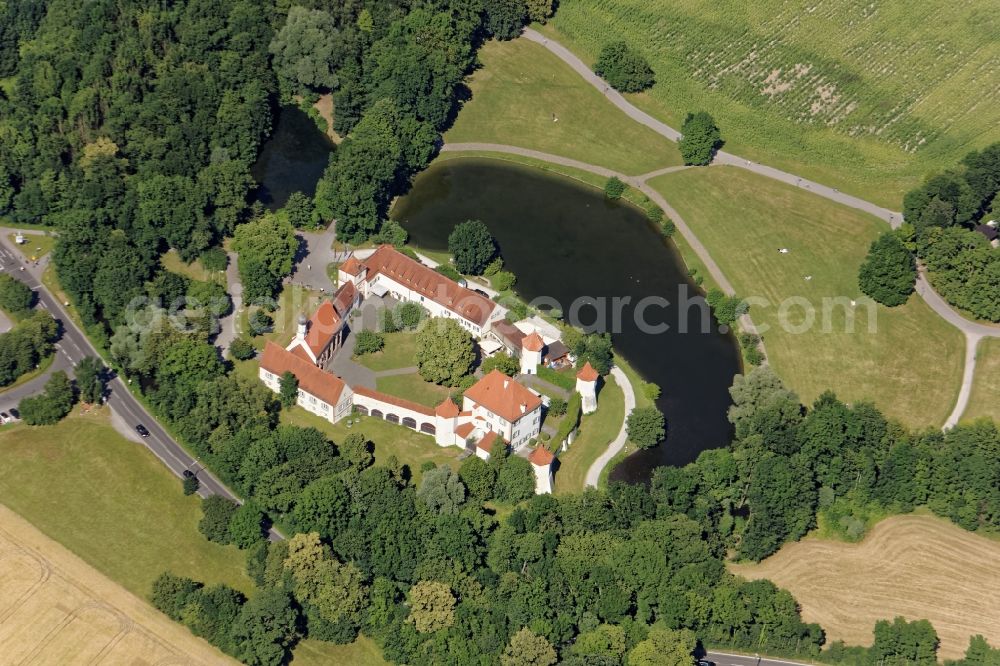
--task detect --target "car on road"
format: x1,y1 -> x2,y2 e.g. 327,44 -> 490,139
135,424 -> 151,438
473,288 -> 489,297
182,469 -> 195,479
697,660 -> 715,666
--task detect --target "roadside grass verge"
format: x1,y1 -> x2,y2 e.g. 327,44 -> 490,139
649,166 -> 963,428
0,409 -> 253,597
446,37 -> 681,175
7,232 -> 56,260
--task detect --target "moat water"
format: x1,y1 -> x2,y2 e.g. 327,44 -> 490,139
392,157 -> 741,484
251,105 -> 335,210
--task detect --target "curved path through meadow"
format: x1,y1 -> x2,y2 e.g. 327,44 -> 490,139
447,30 -> 1000,430
584,366 -> 636,488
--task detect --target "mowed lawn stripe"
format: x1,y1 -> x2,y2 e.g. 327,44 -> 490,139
650,166 -> 963,428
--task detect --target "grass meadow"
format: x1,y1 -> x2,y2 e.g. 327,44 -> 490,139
963,337 -> 1000,423
541,0 -> 1000,207
446,38 -> 682,174
649,166 -> 964,428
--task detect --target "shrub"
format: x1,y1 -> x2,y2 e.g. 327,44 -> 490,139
604,176 -> 626,200
248,310 -> 273,336
679,111 -> 722,166
183,475 -> 201,496
858,232 -> 916,307
593,41 -> 654,93
662,219 -> 676,237
198,496 -> 238,544
538,366 -> 575,391
483,257 -> 504,277
495,455 -> 535,503
379,307 -> 399,333
0,273 -> 34,315
228,502 -> 265,548
491,270 -> 516,292
482,0 -> 527,40
505,300 -> 529,322
198,247 -> 228,272
395,302 -> 425,329
435,263 -> 463,281
372,219 -> 408,246
548,396 -> 567,416
229,337 -> 256,360
448,220 -> 497,275
743,346 -> 765,367
481,352 -> 519,376
642,381 -> 661,401
18,371 -> 76,425
646,204 -> 664,225
626,406 -> 666,448
354,329 -> 385,355
554,393 -> 582,447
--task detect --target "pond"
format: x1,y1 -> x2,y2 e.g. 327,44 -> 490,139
251,105 -> 335,210
392,157 -> 741,484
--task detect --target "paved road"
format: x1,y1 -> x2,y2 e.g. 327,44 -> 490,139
585,365 -> 636,488
706,650 -> 814,666
0,234 -> 285,539
290,224 -> 339,293
212,251 -> 242,357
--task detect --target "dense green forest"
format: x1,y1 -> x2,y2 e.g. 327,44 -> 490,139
902,143 -> 1000,321
0,0 -> 536,340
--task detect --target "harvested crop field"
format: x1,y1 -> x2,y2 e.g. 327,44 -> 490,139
730,514 -> 1000,659
0,504 -> 235,665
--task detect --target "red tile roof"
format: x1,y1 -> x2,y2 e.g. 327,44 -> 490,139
491,321 -> 525,350
260,342 -> 347,407
340,256 -> 363,276
477,431 -> 501,452
528,447 -> 555,466
455,423 -> 475,439
352,386 -> 435,418
362,245 -> 497,326
463,370 -> 543,423
522,331 -> 545,352
302,282 -> 356,357
576,362 -> 599,382
288,344 -> 313,363
331,281 -> 356,317
435,398 -> 460,417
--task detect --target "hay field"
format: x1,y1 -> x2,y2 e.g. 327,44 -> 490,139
544,0 -> 1000,206
730,514 -> 1000,659
0,504 -> 235,665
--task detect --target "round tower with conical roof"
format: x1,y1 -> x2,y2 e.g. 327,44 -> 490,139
576,362 -> 599,414
520,331 -> 545,375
